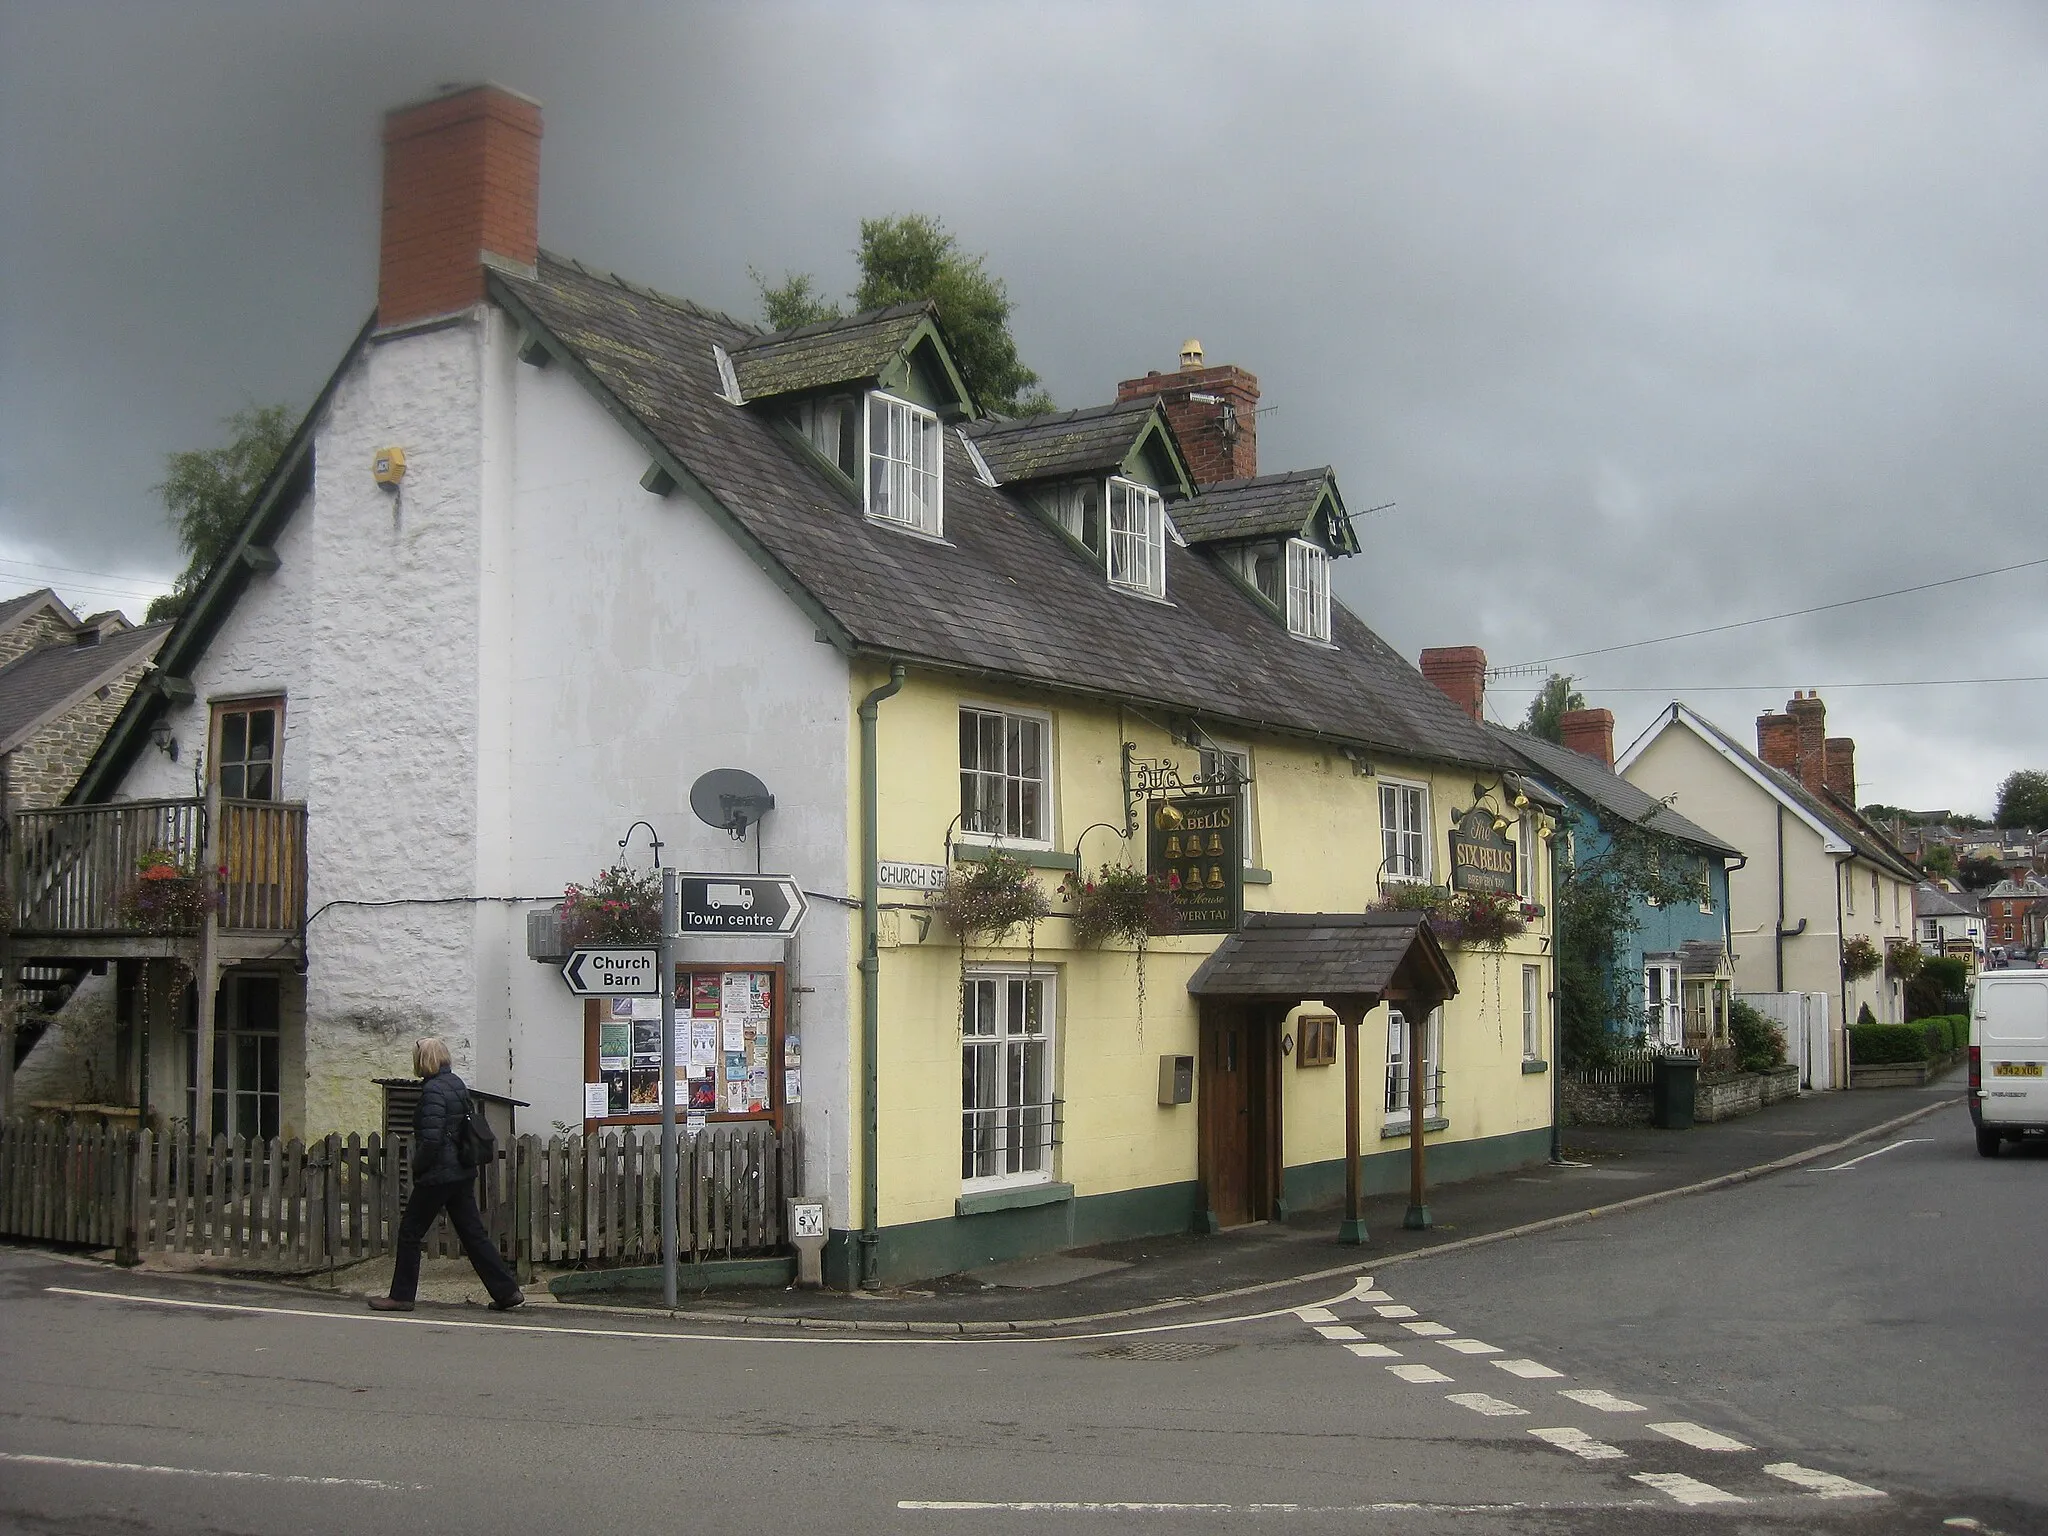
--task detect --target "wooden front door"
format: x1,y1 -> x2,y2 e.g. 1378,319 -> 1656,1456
1200,1002 -> 1275,1227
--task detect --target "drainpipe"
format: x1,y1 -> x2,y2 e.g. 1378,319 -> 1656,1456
857,662 -> 906,1290
1835,857 -> 1851,1087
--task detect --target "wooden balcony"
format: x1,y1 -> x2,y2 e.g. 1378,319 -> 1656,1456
7,798 -> 306,961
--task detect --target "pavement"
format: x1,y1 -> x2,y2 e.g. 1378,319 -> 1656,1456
91,1070 -> 1962,1328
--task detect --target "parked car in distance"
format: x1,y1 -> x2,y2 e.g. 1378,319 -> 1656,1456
1971,971 -> 2048,1156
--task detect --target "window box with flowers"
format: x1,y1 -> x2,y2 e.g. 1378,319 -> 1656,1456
116,848 -> 213,934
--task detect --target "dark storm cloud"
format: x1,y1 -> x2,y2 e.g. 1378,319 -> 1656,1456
4,1 -> 2044,810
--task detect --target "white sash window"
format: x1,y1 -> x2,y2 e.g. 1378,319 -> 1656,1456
1285,538 -> 1331,642
1107,478 -> 1166,598
866,392 -> 942,535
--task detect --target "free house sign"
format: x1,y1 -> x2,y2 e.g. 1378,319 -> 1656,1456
1447,807 -> 1517,895
1146,795 -> 1243,934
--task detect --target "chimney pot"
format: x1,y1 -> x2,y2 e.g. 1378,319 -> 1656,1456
1179,339 -> 1205,370
1558,708 -> 1616,768
1419,646 -> 1487,722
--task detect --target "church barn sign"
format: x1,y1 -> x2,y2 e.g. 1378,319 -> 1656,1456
1448,808 -> 1517,895
1146,795 -> 1243,934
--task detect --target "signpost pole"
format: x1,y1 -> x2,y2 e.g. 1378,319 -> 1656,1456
660,866 -> 679,1310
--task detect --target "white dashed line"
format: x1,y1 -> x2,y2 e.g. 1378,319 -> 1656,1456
1439,1338 -> 1501,1355
1558,1388 -> 1645,1413
1529,1427 -> 1627,1461
1314,1325 -> 1365,1342
1763,1463 -> 1886,1500
1493,1359 -> 1564,1379
1632,1472 -> 1744,1506
1295,1306 -> 1339,1324
1445,1392 -> 1528,1417
1344,1342 -> 1402,1359
1401,1321 -> 1455,1337
0,1452 -> 415,1491
1648,1421 -> 1751,1452
1388,1363 -> 1454,1384
1374,1304 -> 1418,1319
1356,1289 -> 1393,1302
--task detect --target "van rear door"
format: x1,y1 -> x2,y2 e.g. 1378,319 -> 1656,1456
1977,974 -> 2048,1129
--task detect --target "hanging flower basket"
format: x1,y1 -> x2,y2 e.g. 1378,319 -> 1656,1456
559,864 -> 663,946
1063,865 -> 1180,948
116,849 -> 212,934
1883,938 -> 1923,982
932,852 -> 1052,946
1369,883 -> 1526,950
1841,935 -> 1883,981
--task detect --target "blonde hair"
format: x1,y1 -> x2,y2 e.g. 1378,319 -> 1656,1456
412,1037 -> 452,1077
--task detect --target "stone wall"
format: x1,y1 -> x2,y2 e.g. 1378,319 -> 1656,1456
6,658 -> 154,808
0,607 -> 73,669
1561,1077 -> 1652,1127
1566,1063 -> 1800,1127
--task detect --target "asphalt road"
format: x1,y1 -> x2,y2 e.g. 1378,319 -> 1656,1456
1,1100 -> 2041,1536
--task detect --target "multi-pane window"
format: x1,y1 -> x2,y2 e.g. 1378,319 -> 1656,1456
1517,815 -> 1539,901
1107,478 -> 1166,598
962,970 -> 1055,1187
866,392 -> 942,535
1384,1007 -> 1442,1121
1199,745 -> 1256,866
1379,781 -> 1429,882
960,707 -> 1049,844
1044,481 -> 1104,557
1521,965 -> 1543,1061
1285,538 -> 1331,642
1644,962 -> 1682,1047
185,973 -> 281,1141
214,700 -> 281,801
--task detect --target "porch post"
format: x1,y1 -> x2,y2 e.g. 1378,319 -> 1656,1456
192,779 -> 220,1144
1403,1004 -> 1430,1230
1337,1000 -> 1367,1245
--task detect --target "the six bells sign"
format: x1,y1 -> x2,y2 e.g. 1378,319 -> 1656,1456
1447,808 -> 1517,895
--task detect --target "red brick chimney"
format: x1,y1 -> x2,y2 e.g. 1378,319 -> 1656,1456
379,84 -> 542,330
1116,341 -> 1258,486
1757,711 -> 1800,776
1758,692 -> 1829,794
1824,736 -> 1856,804
1419,646 -> 1486,722
1558,708 -> 1615,768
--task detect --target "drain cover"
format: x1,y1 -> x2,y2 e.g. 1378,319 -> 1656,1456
1089,1340 -> 1233,1361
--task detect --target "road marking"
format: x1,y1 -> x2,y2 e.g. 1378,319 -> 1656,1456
1558,1388 -> 1645,1413
1356,1289 -> 1393,1302
1400,1320 -> 1456,1336
1529,1427 -> 1627,1461
1439,1338 -> 1501,1354
1295,1306 -> 1338,1324
1446,1392 -> 1528,1417
898,1498 -> 1656,1515
1373,1303 -> 1418,1318
1822,1138 -> 1928,1171
0,1452 -> 415,1491
1632,1472 -> 1744,1506
1493,1359 -> 1564,1379
1388,1363 -> 1454,1384
1763,1463 -> 1886,1499
1344,1342 -> 1402,1359
1313,1325 -> 1365,1341
1649,1421 -> 1752,1451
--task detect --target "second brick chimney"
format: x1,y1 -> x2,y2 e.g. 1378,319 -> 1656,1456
1757,691 -> 1832,795
1419,646 -> 1487,722
1824,736 -> 1857,805
1558,708 -> 1616,768
379,84 -> 542,330
1116,342 -> 1258,486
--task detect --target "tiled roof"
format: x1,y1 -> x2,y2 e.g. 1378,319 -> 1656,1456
963,398 -> 1160,485
1914,882 -> 1978,918
1678,939 -> 1731,976
1186,911 -> 1457,1001
0,624 -> 169,754
726,302 -> 931,401
494,254 -> 1516,771
0,588 -> 75,636
1172,469 -> 1339,547
1495,726 -> 1741,859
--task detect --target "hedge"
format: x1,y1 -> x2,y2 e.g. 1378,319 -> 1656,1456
1851,1021 -> 1930,1065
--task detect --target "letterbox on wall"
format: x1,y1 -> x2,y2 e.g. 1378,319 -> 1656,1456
1158,1054 -> 1194,1105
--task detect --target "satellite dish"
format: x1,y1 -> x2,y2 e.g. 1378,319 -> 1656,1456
691,768 -> 775,841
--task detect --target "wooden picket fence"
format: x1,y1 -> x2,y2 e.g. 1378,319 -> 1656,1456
0,1117 -> 800,1275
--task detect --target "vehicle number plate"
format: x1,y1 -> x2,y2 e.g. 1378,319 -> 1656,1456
1992,1062 -> 2044,1077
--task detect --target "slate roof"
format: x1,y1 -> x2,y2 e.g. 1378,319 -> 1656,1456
1914,882 -> 1978,918
0,623 -> 169,754
1186,911 -> 1457,1002
0,589 -> 72,635
963,398 -> 1161,485
1678,939 -> 1731,975
1670,709 -> 1921,881
1494,726 -> 1741,859
1172,469 -> 1340,547
726,302 -> 932,401
492,254 -> 1516,772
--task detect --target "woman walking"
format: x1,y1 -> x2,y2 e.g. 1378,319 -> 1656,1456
369,1038 -> 524,1312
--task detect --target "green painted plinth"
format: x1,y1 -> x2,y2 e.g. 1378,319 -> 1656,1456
1402,1204 -> 1432,1230
1336,1217 -> 1370,1245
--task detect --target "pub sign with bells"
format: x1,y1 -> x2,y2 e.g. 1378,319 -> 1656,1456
1146,795 -> 1243,934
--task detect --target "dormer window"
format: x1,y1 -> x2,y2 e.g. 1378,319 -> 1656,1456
1285,538 -> 1331,642
793,395 -> 860,480
867,392 -> 942,536
1107,478 -> 1166,599
1044,481 -> 1104,556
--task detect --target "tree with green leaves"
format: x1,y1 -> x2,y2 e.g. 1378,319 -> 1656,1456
753,214 -> 1052,416
1958,855 -> 2004,892
1919,843 -> 1959,881
145,404 -> 297,623
1519,674 -> 1586,744
1994,768 -> 2048,830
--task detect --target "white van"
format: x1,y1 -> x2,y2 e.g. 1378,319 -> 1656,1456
1971,971 -> 2048,1157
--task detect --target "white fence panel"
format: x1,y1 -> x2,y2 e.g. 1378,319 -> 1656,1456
1741,991 -> 1835,1090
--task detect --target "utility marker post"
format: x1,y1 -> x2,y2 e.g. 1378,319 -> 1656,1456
659,866 -> 680,1310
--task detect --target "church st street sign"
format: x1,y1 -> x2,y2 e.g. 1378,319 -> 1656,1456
1448,808 -> 1517,895
560,948 -> 661,997
1146,795 -> 1243,934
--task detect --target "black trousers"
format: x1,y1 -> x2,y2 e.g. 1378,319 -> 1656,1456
389,1177 -> 521,1305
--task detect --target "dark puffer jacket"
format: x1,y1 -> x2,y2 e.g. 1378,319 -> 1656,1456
412,1067 -> 472,1186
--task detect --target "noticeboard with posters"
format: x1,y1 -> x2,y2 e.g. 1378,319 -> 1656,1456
1145,795 -> 1242,934
581,963 -> 793,1132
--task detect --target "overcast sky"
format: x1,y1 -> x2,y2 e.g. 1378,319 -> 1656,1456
4,1 -> 2044,816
